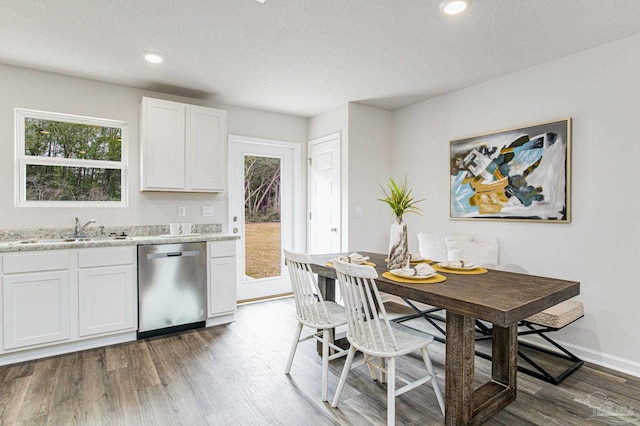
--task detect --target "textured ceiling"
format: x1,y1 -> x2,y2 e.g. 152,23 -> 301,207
1,0 -> 640,117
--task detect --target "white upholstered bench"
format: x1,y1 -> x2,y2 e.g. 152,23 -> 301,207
516,299 -> 584,384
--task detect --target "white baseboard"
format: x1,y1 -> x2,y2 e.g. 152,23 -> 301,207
0,331 -> 137,366
206,313 -> 235,327
522,337 -> 640,379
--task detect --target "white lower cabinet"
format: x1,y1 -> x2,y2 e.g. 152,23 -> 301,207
3,271 -> 70,350
2,251 -> 71,350
78,247 -> 136,337
208,240 -> 237,318
1,247 -> 136,355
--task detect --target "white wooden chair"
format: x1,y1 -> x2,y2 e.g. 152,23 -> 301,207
330,259 -> 445,425
283,249 -> 349,401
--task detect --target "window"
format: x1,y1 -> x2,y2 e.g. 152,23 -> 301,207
15,109 -> 128,207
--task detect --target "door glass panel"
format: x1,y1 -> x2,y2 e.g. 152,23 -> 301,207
244,155 -> 282,280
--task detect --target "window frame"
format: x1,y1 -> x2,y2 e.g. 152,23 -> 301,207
14,108 -> 128,208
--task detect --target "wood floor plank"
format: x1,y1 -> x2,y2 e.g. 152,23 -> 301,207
0,297 -> 638,425
15,357 -> 60,423
0,375 -> 31,423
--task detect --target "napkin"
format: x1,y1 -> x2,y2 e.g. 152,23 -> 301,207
394,263 -> 436,277
336,252 -> 370,265
443,260 -> 475,269
409,252 -> 424,261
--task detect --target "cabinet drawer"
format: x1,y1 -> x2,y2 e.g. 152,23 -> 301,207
3,251 -> 70,274
78,247 -> 135,268
209,240 -> 236,258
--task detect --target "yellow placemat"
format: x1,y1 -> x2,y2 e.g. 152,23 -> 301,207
382,271 -> 447,284
326,261 -> 376,268
432,264 -> 488,275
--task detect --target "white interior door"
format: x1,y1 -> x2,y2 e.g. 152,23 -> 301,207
229,136 -> 299,302
308,133 -> 342,254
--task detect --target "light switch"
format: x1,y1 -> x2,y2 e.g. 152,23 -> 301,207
202,206 -> 214,217
356,206 -> 363,218
177,206 -> 186,217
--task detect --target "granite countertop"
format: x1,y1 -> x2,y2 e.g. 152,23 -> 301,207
0,224 -> 239,253
0,234 -> 239,253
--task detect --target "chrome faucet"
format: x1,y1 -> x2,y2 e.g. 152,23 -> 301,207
74,217 -> 96,238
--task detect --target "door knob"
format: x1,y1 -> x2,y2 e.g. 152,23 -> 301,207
233,227 -> 238,233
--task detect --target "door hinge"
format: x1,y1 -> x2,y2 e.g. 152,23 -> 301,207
307,157 -> 312,165
309,212 -> 312,220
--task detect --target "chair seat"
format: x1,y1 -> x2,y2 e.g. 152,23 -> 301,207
525,300 -> 584,328
349,320 -> 434,358
297,301 -> 348,329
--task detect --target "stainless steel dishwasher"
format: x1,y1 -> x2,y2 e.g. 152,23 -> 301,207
138,242 -> 207,339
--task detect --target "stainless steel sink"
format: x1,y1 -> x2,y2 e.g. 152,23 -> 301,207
88,236 -> 130,242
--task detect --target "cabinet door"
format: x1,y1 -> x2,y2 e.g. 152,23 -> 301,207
209,256 -> 237,316
141,97 -> 186,190
78,265 -> 135,337
188,106 -> 227,192
3,271 -> 70,350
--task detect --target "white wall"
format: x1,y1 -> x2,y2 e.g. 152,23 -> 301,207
0,64 -> 307,233
307,103 -> 394,252
347,103 -> 392,252
391,34 -> 640,375
308,103 -> 348,142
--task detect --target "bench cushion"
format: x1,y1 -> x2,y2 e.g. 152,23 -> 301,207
526,300 -> 584,328
445,236 -> 499,267
417,232 -> 472,262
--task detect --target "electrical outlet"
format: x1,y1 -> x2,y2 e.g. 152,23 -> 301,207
356,206 -> 363,218
177,206 -> 186,217
202,206 -> 214,217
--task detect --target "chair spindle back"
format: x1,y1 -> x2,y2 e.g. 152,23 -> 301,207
332,259 -> 399,353
284,249 -> 332,325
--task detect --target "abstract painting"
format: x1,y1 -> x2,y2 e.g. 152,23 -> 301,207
450,118 -> 571,222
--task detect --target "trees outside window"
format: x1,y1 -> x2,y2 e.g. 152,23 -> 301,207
15,109 -> 127,207
243,155 -> 282,279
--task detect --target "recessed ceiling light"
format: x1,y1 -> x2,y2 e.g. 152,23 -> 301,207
440,0 -> 471,15
144,53 -> 164,64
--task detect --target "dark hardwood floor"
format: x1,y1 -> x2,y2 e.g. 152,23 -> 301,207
1,298 -> 639,425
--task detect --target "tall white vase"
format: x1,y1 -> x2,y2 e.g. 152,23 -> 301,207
387,216 -> 409,270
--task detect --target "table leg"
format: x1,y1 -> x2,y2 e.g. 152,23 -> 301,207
445,312 -> 476,425
445,313 -> 517,425
317,275 -> 335,302
492,324 -> 517,391
316,275 -> 336,354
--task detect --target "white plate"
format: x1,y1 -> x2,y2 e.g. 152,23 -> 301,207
437,261 -> 477,270
390,269 -> 437,280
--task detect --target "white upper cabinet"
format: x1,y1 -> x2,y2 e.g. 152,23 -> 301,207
140,97 -> 227,192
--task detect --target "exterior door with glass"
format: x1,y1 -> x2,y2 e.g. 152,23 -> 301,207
229,136 -> 299,302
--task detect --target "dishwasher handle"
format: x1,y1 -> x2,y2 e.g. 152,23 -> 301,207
147,250 -> 201,259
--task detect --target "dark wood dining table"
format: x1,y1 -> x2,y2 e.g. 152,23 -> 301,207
309,252 -> 580,426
